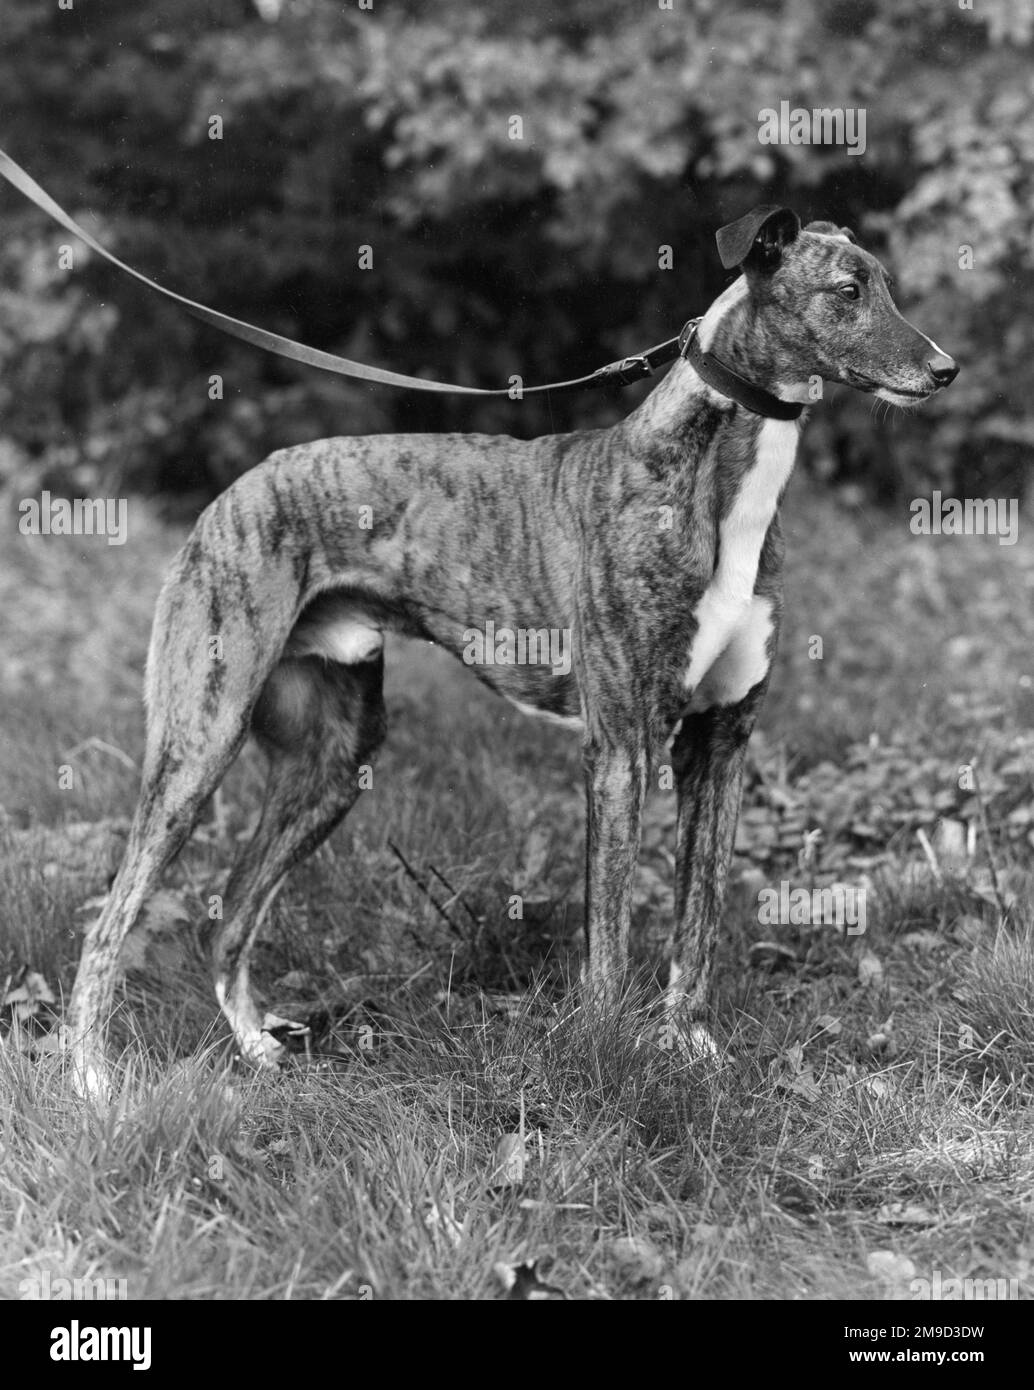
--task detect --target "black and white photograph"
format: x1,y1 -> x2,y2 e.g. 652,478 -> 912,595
1,0 -> 1032,1332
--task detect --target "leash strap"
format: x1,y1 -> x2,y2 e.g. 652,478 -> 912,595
679,318 -> 803,420
0,147 -> 683,398
0,150 -> 804,416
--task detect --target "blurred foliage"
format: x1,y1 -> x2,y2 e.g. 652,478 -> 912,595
0,0 -> 1031,509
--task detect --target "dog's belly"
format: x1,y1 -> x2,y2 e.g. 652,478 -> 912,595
473,660 -> 583,730
284,592 -> 584,728
502,695 -> 583,731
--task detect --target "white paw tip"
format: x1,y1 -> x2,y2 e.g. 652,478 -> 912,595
686,1024 -> 720,1059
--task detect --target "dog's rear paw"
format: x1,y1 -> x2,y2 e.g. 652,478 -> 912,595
681,1022 -> 722,1061
262,1011 -> 311,1054
64,1036 -> 115,1103
237,1012 -> 311,1069
653,1016 -> 725,1066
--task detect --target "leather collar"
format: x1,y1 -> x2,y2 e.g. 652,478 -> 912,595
678,319 -> 804,421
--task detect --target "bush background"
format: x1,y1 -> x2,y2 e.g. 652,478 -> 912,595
1,0 -> 1032,510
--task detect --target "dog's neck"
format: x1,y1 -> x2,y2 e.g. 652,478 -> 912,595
625,279 -> 812,448
704,290 -> 812,405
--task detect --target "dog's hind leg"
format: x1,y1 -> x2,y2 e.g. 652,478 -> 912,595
212,650 -> 386,1067
65,525 -> 303,1097
66,746 -> 242,1098
65,658 -> 264,1098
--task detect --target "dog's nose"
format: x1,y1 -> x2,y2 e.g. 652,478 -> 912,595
927,352 -> 959,387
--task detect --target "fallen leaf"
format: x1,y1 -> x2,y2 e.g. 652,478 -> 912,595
3,969 -> 56,1021
876,1203 -> 936,1227
610,1235 -> 664,1283
900,930 -> 943,952
424,1199 -> 463,1249
933,818 -> 969,867
492,1133 -> 527,1187
769,1042 -> 822,1102
952,915 -> 986,945
788,1069 -> 822,1102
866,1250 -> 916,1284
863,1074 -> 895,1100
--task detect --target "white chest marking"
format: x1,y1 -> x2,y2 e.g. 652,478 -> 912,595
683,417 -> 796,696
687,594 -> 775,712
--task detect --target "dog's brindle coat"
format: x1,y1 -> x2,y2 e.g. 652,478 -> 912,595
66,208 -> 957,1089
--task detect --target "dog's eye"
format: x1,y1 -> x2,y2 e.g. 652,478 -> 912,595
837,283 -> 861,301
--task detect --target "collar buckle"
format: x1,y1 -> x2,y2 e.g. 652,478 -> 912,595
591,353 -> 654,388
678,317 -> 702,355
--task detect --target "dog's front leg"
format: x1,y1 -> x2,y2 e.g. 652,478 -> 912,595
666,688 -> 765,1034
581,734 -> 649,1005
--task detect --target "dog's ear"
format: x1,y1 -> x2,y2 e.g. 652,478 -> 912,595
716,206 -> 800,270
805,219 -> 857,243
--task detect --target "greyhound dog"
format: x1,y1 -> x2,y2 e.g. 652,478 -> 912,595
65,206 -> 957,1092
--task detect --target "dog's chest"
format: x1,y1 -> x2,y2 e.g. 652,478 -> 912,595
682,417 -> 797,706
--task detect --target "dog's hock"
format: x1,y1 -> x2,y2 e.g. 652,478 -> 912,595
716,205 -> 801,270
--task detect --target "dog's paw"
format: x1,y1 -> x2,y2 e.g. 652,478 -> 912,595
236,1012 -> 310,1069
239,1029 -> 284,1069
64,1034 -> 115,1103
679,1022 -> 722,1062
652,1015 -> 725,1066
261,1011 -> 311,1053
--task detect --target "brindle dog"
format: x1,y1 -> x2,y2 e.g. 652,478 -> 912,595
66,206 -> 957,1093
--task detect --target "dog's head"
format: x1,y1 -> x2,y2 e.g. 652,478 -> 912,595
715,205 -> 958,404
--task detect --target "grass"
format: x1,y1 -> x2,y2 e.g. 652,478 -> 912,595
1,475 -> 1033,1300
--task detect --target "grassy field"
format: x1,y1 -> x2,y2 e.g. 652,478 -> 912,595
1,471 -> 1033,1301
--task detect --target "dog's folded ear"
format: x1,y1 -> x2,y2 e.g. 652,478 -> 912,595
716,206 -> 801,270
